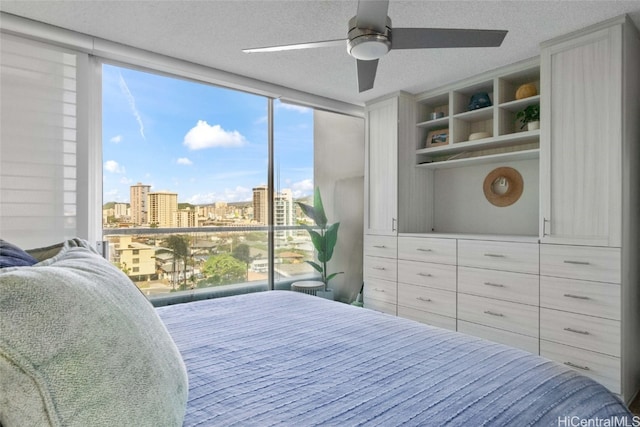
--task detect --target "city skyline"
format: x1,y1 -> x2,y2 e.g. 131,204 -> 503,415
102,64 -> 314,206
103,181 -> 304,229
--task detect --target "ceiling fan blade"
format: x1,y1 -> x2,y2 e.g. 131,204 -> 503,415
391,28 -> 508,49
243,39 -> 345,53
357,59 -> 378,93
355,0 -> 389,32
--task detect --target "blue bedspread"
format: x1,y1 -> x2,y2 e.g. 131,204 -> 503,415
157,291 -> 633,426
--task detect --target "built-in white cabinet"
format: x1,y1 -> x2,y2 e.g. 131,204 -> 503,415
397,237 -> 457,331
540,244 -> 623,394
540,22 -> 625,246
364,97 -> 399,236
363,235 -> 397,315
362,14 -> 640,403
457,238 -> 540,354
538,16 -> 640,404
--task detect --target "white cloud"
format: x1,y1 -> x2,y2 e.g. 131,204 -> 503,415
118,72 -> 145,140
177,157 -> 193,165
119,176 -> 133,185
104,160 -> 125,174
110,135 -> 123,143
183,120 -> 247,150
187,186 -> 252,205
291,179 -> 314,198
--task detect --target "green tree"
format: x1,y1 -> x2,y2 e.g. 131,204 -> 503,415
232,243 -> 253,280
166,235 -> 190,288
202,254 -> 246,286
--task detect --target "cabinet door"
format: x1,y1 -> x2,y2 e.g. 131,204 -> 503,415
540,25 -> 622,246
365,97 -> 398,235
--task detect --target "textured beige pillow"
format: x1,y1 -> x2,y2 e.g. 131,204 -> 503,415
0,239 -> 188,426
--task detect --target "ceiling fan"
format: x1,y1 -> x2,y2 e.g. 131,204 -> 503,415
243,0 -> 507,93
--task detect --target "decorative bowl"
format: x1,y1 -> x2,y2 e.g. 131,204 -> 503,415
469,131 -> 491,141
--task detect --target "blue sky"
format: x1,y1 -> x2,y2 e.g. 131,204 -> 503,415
102,64 -> 313,205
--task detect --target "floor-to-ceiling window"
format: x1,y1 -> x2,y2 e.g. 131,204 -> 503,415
101,64 -> 315,297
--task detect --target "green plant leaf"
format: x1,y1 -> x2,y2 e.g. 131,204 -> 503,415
326,272 -> 344,282
305,260 -> 323,273
296,202 -> 320,226
307,229 -> 325,255
313,187 -> 328,228
323,222 -> 340,261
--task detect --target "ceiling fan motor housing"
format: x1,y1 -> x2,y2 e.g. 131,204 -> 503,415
347,16 -> 392,61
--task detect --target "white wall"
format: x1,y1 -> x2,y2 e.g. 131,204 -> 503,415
432,159 -> 539,236
314,110 -> 365,303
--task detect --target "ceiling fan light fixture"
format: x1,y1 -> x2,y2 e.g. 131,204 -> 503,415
347,15 -> 392,61
348,35 -> 391,60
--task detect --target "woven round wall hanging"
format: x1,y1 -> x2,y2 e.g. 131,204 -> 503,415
483,167 -> 523,207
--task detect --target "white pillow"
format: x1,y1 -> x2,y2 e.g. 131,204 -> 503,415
0,239 -> 188,426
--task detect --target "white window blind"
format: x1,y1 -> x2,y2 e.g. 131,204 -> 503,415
0,33 -> 88,249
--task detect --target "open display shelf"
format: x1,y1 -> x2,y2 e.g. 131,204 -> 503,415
416,59 -> 540,169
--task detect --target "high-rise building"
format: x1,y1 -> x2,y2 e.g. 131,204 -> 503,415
274,189 -> 294,238
114,203 -> 128,219
130,183 -> 151,226
175,207 -> 196,228
252,185 -> 268,225
148,191 -> 178,228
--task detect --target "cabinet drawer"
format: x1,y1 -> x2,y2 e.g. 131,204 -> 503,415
398,283 -> 456,318
540,245 -> 620,283
398,306 -> 456,331
541,340 -> 620,394
398,260 -> 456,291
458,267 -> 538,306
364,256 -> 397,282
364,277 -> 396,301
364,297 -> 396,316
540,277 -> 620,320
458,320 -> 539,354
458,293 -> 538,338
540,308 -> 620,357
458,240 -> 538,274
364,235 -> 397,258
398,236 -> 456,264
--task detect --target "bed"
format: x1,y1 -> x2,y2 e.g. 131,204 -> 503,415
158,291 -> 632,426
0,239 -> 634,426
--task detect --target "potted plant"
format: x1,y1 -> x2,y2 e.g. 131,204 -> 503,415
516,103 -> 540,131
296,187 -> 343,299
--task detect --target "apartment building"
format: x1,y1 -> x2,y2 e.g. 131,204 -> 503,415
130,183 -> 151,226
148,191 -> 178,228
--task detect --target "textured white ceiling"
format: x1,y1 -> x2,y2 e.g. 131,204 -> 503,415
2,1 -> 640,106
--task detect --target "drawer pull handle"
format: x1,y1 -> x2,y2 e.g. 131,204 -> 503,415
484,310 -> 504,317
374,288 -> 385,293
417,248 -> 432,252
564,361 -> 590,371
563,260 -> 591,265
564,327 -> 590,335
484,282 -> 505,288
563,293 -> 590,300
484,253 -> 505,258
418,273 -> 433,277
373,267 -> 386,271
416,297 -> 432,302
373,245 -> 387,249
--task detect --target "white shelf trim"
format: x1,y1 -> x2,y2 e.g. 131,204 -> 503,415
417,148 -> 540,170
